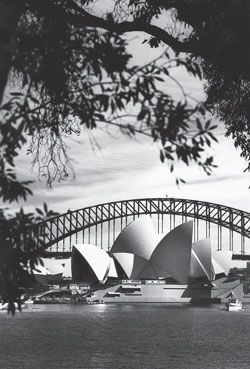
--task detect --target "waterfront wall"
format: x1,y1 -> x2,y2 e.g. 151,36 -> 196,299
87,277 -> 243,304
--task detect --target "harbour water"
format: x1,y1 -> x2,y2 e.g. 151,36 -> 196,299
1,303 -> 250,369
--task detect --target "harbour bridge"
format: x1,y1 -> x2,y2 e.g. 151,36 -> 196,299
33,197 -> 250,260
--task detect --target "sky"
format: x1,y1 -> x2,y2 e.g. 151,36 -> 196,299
9,32 -> 250,214
3,27 -> 250,275
12,121 -> 250,214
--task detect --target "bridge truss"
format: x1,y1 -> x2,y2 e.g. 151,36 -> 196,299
34,198 -> 250,257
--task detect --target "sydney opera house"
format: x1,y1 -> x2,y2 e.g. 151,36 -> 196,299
71,216 -> 243,303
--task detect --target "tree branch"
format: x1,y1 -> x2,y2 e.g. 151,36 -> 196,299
0,1 -> 25,105
65,2 -> 199,56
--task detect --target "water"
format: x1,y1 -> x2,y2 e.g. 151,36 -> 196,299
0,303 -> 250,369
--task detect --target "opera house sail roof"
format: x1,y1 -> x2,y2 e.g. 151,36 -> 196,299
191,239 -> 214,281
112,252 -> 147,280
71,216 -> 233,285
72,244 -> 113,284
144,221 -> 193,284
111,215 -> 158,260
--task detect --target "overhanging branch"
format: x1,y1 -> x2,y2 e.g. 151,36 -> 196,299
64,2 -> 199,56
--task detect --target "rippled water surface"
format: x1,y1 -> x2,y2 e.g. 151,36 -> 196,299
1,303 -> 250,369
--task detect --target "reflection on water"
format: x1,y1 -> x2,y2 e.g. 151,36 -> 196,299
1,303 -> 250,369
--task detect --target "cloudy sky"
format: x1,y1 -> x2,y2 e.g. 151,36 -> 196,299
4,21 -> 250,275
9,33 -> 250,215
13,121 -> 249,214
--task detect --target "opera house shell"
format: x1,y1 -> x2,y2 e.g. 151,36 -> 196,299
71,216 -> 243,303
72,244 -> 117,284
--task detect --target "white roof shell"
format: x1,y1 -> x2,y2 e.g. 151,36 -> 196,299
108,257 -> 118,278
71,219 -> 231,285
190,250 -> 208,279
212,258 -> 225,276
190,240 -> 232,280
191,239 -> 214,281
110,215 -> 158,260
41,258 -> 67,276
148,221 -> 193,284
72,244 -> 111,284
112,252 -> 147,279
212,250 -> 232,275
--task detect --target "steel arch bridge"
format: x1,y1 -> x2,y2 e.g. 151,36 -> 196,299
34,197 -> 250,258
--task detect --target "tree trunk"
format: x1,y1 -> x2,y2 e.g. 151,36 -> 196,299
0,1 -> 25,105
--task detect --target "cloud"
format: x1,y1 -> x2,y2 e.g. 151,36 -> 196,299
8,126 -> 249,217
2,31 -> 250,223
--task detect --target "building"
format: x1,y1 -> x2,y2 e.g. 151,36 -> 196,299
71,216 -> 243,303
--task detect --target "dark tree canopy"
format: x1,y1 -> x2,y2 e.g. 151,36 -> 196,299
0,0 -> 249,308
0,0 -> 220,200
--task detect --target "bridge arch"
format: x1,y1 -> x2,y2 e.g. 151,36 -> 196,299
36,198 -> 250,255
